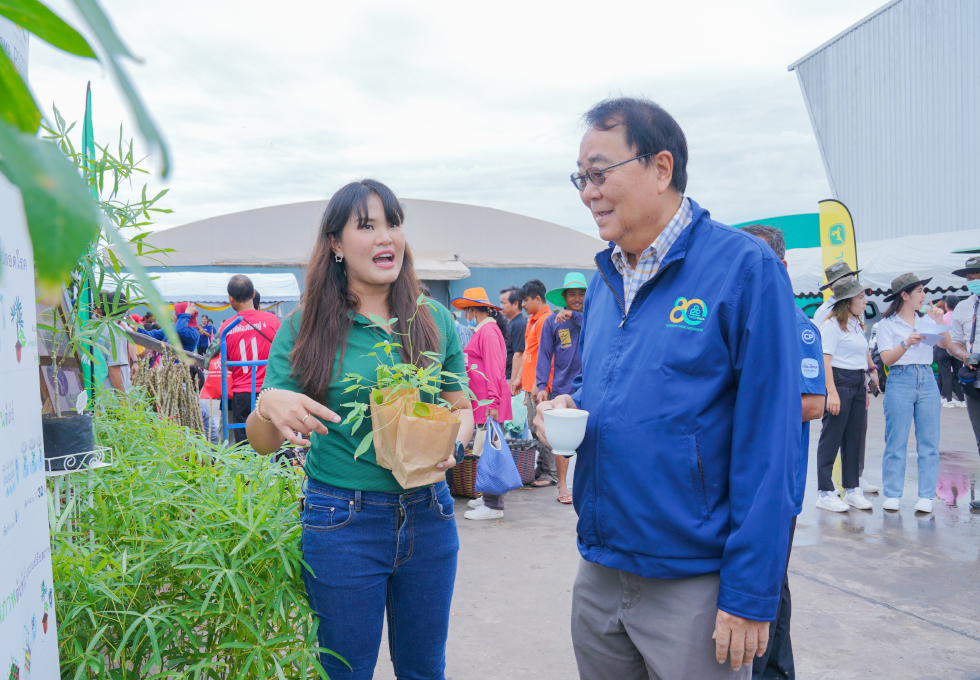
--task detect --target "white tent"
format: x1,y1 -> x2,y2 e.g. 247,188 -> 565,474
787,228 -> 980,297
133,199 -> 603,274
138,271 -> 301,304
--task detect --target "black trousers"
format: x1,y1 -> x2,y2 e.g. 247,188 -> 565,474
752,516 -> 797,680
935,347 -> 964,401
229,392 -> 253,445
816,368 -> 866,491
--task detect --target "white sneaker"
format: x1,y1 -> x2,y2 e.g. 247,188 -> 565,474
954,400 -> 967,408
882,497 -> 901,511
844,488 -> 873,510
467,496 -> 485,509
860,477 -> 880,494
464,505 -> 503,521
914,498 -> 933,513
816,491 -> 849,513
942,399 -> 956,409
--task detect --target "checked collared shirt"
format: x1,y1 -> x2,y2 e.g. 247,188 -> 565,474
612,197 -> 693,313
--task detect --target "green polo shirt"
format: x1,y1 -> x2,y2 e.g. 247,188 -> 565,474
263,300 -> 466,492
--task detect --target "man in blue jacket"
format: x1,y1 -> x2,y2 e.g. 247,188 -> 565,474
535,98 -> 801,677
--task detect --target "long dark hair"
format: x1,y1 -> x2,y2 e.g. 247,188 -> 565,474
290,180 -> 440,400
469,306 -> 509,338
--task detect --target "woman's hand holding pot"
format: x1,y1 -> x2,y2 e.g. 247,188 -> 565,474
259,389 -> 340,447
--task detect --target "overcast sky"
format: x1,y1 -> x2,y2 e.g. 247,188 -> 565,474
27,0 -> 884,237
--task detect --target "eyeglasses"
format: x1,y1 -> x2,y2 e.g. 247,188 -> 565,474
570,153 -> 653,191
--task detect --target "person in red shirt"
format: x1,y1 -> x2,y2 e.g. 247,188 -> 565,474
520,279 -> 556,486
218,274 -> 281,445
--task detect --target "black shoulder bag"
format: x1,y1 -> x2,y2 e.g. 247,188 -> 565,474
957,298 -> 980,399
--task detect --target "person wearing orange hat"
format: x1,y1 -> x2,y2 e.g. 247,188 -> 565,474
451,287 -> 513,520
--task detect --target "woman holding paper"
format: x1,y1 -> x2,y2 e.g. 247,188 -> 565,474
451,288 -> 513,521
877,273 -> 950,514
246,180 -> 474,680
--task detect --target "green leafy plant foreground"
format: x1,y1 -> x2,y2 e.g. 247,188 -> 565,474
52,391 -> 334,679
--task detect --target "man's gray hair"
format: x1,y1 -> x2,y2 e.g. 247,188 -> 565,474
741,224 -> 786,260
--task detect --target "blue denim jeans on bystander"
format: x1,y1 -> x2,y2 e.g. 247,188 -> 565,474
300,478 -> 459,680
882,364 -> 941,500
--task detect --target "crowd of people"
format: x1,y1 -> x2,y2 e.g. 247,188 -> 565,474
450,272 -> 587,520
94,275 -> 282,448
92,96 -> 980,680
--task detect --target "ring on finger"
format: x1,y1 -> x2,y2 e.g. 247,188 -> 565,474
301,413 -> 310,427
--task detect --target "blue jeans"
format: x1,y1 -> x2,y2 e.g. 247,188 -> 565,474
300,478 -> 459,679
882,364 -> 940,499
200,399 -> 220,445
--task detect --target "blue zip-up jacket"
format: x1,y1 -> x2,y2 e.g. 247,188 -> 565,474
174,314 -> 200,354
570,199 -> 801,621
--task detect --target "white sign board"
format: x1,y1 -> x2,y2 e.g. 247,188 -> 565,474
0,177 -> 60,677
0,15 -> 29,76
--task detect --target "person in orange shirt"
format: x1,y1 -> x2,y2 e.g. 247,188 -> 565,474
520,279 -> 556,486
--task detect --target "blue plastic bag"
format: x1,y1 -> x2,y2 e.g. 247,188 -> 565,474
474,418 -> 524,496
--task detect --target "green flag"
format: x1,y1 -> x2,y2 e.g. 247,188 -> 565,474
81,82 -> 102,395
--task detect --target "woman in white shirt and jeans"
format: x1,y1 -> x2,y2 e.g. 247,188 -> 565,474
816,275 -> 880,512
876,273 -> 950,514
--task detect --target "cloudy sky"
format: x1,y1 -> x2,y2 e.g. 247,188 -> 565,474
27,0 -> 883,237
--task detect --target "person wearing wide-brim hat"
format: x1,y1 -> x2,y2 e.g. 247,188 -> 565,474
451,287 -> 514,521
545,272 -> 589,308
814,262 -> 862,323
813,262 -> 864,326
875,273 -> 950,514
537,272 -> 588,504
814,274 -> 880,513
948,256 -> 980,507
819,261 -> 863,291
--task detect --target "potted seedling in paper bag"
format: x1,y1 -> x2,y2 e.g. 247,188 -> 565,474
339,298 -> 486,488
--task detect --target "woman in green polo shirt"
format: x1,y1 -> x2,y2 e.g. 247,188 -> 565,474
246,179 -> 474,680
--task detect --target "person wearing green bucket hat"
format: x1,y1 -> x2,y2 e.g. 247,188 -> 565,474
546,272 -> 589,308
536,272 -> 588,503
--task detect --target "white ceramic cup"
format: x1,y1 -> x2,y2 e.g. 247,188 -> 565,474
542,408 -> 589,456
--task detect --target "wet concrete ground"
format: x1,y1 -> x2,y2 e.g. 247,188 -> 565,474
375,396 -> 980,679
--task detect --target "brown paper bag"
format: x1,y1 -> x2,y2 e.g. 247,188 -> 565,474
390,401 -> 462,488
368,386 -> 418,469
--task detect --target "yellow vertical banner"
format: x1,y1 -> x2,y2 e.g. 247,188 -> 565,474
819,200 -> 859,301
819,199 -> 859,495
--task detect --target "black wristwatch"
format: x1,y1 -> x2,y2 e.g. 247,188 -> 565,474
453,440 -> 465,464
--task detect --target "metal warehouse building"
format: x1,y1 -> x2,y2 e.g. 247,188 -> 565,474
788,0 -> 980,243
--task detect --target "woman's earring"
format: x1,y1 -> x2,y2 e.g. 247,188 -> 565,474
335,253 -> 344,263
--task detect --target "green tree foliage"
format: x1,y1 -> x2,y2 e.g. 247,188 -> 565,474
0,0 -> 169,300
53,391 -> 336,679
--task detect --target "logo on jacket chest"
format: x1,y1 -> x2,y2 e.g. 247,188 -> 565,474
667,297 -> 708,331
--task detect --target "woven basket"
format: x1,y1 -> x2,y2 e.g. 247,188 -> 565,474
507,438 -> 537,486
448,455 -> 480,498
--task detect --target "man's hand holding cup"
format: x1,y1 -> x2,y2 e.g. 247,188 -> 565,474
533,394 -> 577,450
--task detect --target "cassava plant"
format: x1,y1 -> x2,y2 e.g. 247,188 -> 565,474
52,389 -> 336,679
338,296 -> 486,457
133,346 -> 204,433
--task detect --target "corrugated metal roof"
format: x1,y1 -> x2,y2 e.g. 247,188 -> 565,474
787,0 -> 980,243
